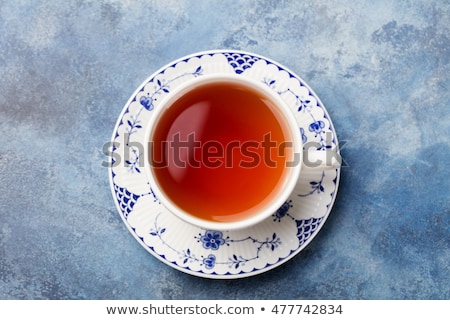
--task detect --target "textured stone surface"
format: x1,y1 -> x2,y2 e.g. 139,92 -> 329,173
0,0 -> 448,299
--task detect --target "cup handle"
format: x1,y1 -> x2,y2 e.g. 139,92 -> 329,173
301,149 -> 341,171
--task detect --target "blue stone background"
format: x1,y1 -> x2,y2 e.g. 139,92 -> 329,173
0,0 -> 449,299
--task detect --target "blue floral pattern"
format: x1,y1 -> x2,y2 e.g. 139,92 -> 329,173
263,77 -> 334,151
309,120 -> 326,135
124,66 -> 203,146
298,172 -> 326,197
147,213 -> 284,270
199,231 -> 227,250
203,254 -> 216,269
273,200 -> 293,222
300,127 -> 308,144
109,50 -> 340,279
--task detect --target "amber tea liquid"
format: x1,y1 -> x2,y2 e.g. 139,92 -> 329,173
150,80 -> 293,223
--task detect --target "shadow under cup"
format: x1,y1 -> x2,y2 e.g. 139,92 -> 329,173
145,74 -> 302,230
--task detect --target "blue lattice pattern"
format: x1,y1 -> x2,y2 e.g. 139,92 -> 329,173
114,184 -> 140,219
296,217 -> 323,246
224,52 -> 260,74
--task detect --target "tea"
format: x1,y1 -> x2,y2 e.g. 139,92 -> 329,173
149,80 -> 293,223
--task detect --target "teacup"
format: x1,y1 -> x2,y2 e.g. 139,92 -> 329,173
144,74 -> 338,230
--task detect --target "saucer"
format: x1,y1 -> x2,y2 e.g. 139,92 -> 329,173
109,50 -> 341,279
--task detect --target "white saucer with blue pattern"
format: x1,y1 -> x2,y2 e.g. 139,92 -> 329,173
109,50 -> 341,279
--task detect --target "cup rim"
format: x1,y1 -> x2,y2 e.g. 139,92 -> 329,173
143,73 -> 303,231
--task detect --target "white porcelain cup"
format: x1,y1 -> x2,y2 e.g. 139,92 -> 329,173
144,74 -> 339,231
